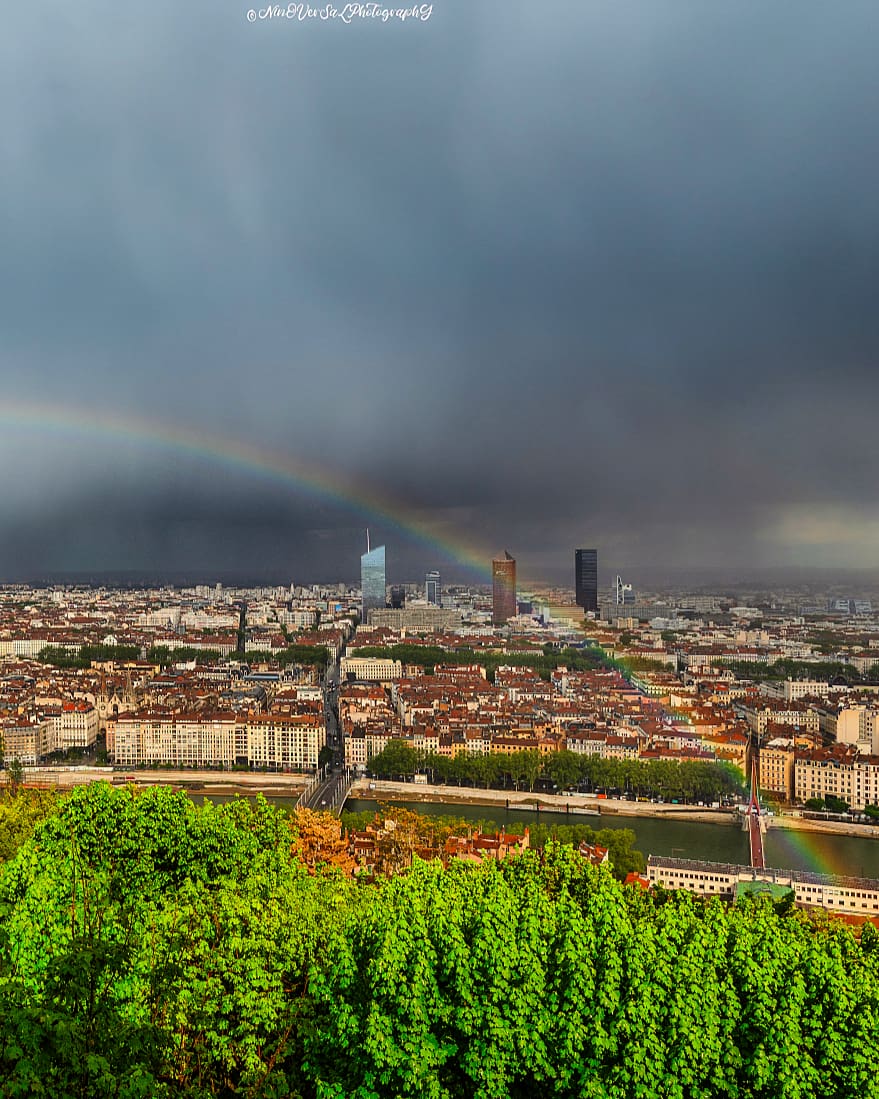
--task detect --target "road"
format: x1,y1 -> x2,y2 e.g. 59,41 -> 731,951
323,655 -> 343,766
301,767 -> 351,813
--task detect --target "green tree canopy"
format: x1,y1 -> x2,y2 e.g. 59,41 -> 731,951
0,783 -> 876,1097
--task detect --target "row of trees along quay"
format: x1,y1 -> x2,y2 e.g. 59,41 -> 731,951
146,644 -> 330,670
35,643 -> 141,669
351,641 -> 674,687
725,657 -> 879,683
350,643 -> 606,681
367,742 -> 744,802
36,643 -> 330,670
0,783 -> 876,1097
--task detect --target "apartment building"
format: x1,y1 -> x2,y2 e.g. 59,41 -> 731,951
744,702 -> 820,737
837,706 -> 879,755
759,738 -> 796,801
111,711 -> 325,769
44,702 -> 99,750
794,746 -> 879,810
648,855 -> 879,917
340,657 -> 402,682
783,679 -> 850,702
243,713 -> 326,769
0,717 -> 53,765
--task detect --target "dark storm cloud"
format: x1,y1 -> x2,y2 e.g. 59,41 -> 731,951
0,482 -> 367,582
1,0 -> 878,581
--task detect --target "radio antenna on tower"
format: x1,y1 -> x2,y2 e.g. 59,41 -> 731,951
366,528 -> 370,554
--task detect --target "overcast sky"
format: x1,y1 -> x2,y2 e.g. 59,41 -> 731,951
1,0 -> 878,586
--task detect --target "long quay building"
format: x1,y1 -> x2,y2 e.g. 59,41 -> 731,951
109,709 -> 326,770
647,855 -> 879,917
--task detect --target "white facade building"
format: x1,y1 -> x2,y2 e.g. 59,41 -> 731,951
46,704 -> 99,750
341,657 -> 402,682
111,712 -> 325,769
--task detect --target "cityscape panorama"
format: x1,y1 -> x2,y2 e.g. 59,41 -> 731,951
3,0 -> 879,1094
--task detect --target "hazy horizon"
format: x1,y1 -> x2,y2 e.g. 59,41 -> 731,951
5,563 -> 879,599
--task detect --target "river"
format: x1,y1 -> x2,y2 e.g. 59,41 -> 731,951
190,792 -> 879,878
345,798 -> 879,878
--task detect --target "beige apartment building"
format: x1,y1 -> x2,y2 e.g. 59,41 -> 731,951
794,747 -> 879,811
110,711 -> 325,769
340,657 -> 403,682
836,706 -> 879,756
0,717 -> 54,765
44,702 -> 99,750
746,704 -> 820,737
648,856 -> 879,917
759,738 -> 796,802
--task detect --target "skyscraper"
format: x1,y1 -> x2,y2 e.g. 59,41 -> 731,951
575,548 -> 598,612
425,570 -> 441,606
360,541 -> 386,623
615,575 -> 635,605
492,551 -> 516,625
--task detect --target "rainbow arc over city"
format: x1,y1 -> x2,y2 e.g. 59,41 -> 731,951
10,400 -> 856,881
0,399 -> 493,578
764,820 -> 858,878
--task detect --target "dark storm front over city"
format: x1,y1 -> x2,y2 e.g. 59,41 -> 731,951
2,2 -> 879,583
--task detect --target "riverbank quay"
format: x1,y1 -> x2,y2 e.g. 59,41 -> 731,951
772,812 -> 879,839
349,779 -> 879,840
13,769 -> 879,841
12,765 -> 308,799
348,779 -> 737,824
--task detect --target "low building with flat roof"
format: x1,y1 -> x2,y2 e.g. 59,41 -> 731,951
647,855 -> 879,917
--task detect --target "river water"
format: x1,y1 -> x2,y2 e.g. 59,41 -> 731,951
190,793 -> 879,878
345,798 -> 879,878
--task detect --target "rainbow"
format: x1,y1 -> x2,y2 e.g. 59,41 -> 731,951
764,823 -> 861,878
0,398 -> 494,578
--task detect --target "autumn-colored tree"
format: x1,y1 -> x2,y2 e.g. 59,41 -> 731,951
290,807 -> 357,876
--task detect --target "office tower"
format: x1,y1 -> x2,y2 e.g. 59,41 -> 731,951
615,575 -> 635,605
390,585 -> 406,609
426,570 -> 441,606
492,551 -> 517,625
575,549 -> 598,612
361,540 -> 386,623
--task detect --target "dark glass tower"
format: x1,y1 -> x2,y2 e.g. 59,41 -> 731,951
575,548 -> 598,612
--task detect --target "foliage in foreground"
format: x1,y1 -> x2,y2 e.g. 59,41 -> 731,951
0,788 -> 59,862
0,784 -> 878,1098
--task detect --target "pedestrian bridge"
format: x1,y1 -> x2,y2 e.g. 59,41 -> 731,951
741,758 -> 767,869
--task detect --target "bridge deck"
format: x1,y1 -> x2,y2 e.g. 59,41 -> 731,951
748,810 -> 765,869
746,756 -> 765,869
